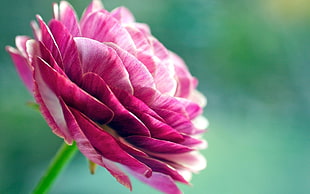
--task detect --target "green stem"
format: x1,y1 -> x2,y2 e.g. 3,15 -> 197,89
32,142 -> 78,194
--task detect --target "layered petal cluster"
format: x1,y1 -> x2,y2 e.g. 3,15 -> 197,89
6,1 -> 208,193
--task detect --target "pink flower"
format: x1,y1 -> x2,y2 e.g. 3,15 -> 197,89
6,1 -> 208,193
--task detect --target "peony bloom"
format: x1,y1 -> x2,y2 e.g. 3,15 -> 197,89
6,1 -> 208,193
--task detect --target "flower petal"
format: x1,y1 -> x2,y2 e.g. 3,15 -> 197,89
31,20 -> 41,41
154,108 -> 196,135
135,23 -> 151,35
48,19 -> 82,83
170,51 -> 196,98
53,1 -> 81,36
134,87 -> 200,134
80,72 -> 151,137
110,6 -> 135,23
128,170 -> 182,194
37,41 -> 66,76
113,89 -> 184,141
35,56 -> 114,124
106,42 -> 155,90
181,134 -> 208,150
74,37 -> 134,94
149,37 -> 177,95
176,97 -> 202,119
80,0 -> 104,24
15,36 -> 31,57
123,25 -> 177,95
127,109 -> 184,142
125,26 -> 151,53
6,46 -> 33,92
150,151 -> 207,173
125,136 -> 192,154
31,42 -> 72,143
135,87 -> 188,118
80,10 -> 136,54
36,15 -> 64,69
192,115 -> 209,130
134,155 -> 189,184
69,107 -> 152,177
188,89 -> 207,108
59,99 -> 133,190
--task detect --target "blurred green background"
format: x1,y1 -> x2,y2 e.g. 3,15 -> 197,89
1,0 -> 309,193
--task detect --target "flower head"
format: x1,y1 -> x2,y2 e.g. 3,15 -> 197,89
6,1 -> 208,193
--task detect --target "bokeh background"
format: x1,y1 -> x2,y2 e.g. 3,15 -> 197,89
1,0 -> 309,193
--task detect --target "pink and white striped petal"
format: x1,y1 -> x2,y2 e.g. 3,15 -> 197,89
34,55 -> 114,125
80,0 -> 104,24
150,151 -> 207,173
134,155 -> 189,184
111,7 -> 135,24
128,170 -> 182,194
53,1 -> 81,36
60,99 -> 133,190
80,10 -> 136,55
80,72 -> 151,137
6,46 -> 33,92
36,15 -> 64,69
48,19 -> 82,83
32,55 -> 73,143
70,108 -> 152,177
106,42 -> 155,90
74,37 -> 134,94
125,136 -> 193,154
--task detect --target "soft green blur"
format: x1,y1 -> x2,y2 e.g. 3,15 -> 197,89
1,0 -> 309,193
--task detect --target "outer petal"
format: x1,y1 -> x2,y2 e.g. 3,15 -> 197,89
80,10 -> 136,54
134,155 -> 189,184
59,99 -> 133,190
31,21 -> 41,41
6,46 -> 33,92
128,170 -> 182,194
176,97 -> 202,120
53,1 -> 81,36
188,89 -> 207,108
135,23 -> 151,35
15,36 -> 30,57
74,37 -> 134,94
176,168 -> 193,183
110,6 -> 135,23
80,0 -> 104,24
149,37 -> 177,95
170,51 -> 196,98
149,151 -> 207,173
69,108 -> 152,177
192,115 -> 209,130
36,15 -> 63,69
33,79 -> 73,143
30,41 -> 72,143
38,41 -> 66,76
181,134 -> 208,150
36,56 -> 113,124
48,19 -> 82,83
